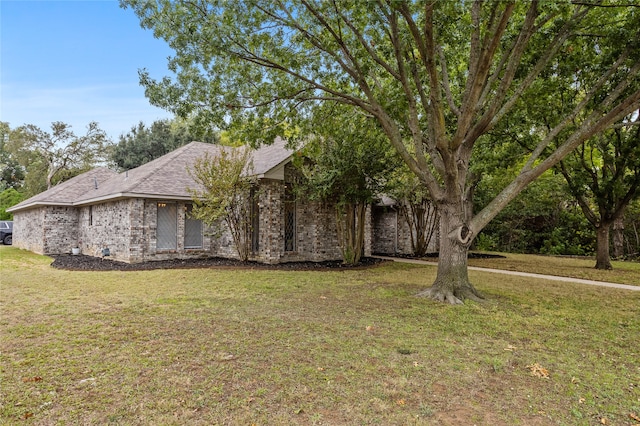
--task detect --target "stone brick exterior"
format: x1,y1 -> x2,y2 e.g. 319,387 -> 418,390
12,206 -> 79,255
371,205 -> 439,255
12,164 -> 426,263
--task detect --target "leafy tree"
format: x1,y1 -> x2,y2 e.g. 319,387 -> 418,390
188,147 -> 256,262
9,122 -> 109,190
123,0 -> 640,303
295,106 -> 398,264
0,122 -> 25,191
0,188 -> 23,220
111,119 -> 219,170
556,123 -> 640,269
475,167 -> 595,255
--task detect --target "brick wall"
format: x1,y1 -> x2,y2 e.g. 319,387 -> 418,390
371,205 -> 439,255
13,172 -> 421,263
11,208 -> 46,254
12,206 -> 85,255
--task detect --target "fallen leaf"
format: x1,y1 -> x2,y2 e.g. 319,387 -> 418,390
366,325 -> 375,331
22,377 -> 42,383
504,345 -> 516,351
396,399 -> 406,406
630,413 -> 640,422
600,417 -> 607,424
579,397 -> 585,404
23,412 -> 34,419
526,363 -> 550,378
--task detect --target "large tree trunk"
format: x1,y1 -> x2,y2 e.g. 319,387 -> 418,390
417,203 -> 484,304
595,224 -> 613,270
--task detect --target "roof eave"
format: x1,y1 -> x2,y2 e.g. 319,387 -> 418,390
74,192 -> 195,206
7,201 -> 74,213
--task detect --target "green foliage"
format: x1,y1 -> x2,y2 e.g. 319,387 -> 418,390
475,167 -> 595,255
121,0 -> 640,217
0,122 -> 25,191
294,105 -> 400,264
8,121 -> 110,191
122,0 -> 640,289
188,147 -> 256,261
0,188 -> 23,220
110,119 -> 219,170
623,198 -> 640,259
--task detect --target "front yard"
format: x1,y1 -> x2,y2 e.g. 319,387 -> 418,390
1,246 -> 639,425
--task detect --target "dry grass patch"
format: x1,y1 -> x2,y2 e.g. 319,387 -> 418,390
467,252 -> 640,286
1,247 -> 639,425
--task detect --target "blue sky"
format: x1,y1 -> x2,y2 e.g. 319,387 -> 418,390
1,0 -> 175,140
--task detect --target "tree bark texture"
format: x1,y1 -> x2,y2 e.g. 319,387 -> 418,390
336,202 -> 366,265
417,202 -> 484,304
595,224 -> 613,270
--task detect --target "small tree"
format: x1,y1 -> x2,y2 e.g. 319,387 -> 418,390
295,138 -> 368,265
291,102 -> 400,264
389,169 -> 439,257
188,147 -> 256,262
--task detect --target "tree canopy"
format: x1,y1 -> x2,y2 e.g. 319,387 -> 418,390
7,121 -> 109,193
122,0 -> 640,303
110,119 -> 219,170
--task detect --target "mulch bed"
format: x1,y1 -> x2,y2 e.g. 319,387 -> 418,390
50,254 -> 387,272
50,251 -> 506,272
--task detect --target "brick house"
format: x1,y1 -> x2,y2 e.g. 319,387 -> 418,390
8,139 -> 436,263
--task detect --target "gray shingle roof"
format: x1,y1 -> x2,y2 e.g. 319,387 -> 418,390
8,138 -> 294,212
7,167 -> 119,212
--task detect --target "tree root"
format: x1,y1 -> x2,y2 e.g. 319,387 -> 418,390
416,283 -> 485,305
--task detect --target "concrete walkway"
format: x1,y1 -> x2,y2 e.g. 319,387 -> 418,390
373,255 -> 640,292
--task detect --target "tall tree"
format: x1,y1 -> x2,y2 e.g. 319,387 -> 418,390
111,119 -> 219,170
123,0 -> 640,303
10,122 -> 109,190
557,122 -> 640,270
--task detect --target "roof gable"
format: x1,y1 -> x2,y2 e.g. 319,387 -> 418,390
9,138 -> 295,212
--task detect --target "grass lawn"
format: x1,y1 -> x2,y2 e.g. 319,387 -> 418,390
1,246 -> 639,425
467,252 -> 640,286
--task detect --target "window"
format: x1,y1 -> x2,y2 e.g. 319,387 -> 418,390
184,204 -> 203,249
284,185 -> 296,252
89,205 -> 93,226
157,202 -> 177,250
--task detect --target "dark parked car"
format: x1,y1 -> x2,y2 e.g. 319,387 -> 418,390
1,221 -> 13,245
